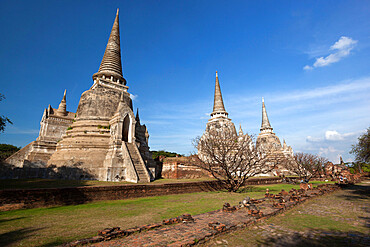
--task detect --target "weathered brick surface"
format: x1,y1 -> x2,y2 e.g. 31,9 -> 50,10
63,183 -> 340,247
0,177 -> 291,210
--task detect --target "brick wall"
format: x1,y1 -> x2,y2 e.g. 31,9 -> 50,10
0,177 -> 293,209
161,157 -> 212,179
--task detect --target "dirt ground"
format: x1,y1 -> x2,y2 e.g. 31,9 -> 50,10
202,180 -> 370,247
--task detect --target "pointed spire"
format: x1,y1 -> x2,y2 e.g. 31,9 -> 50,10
47,104 -> 53,115
42,108 -> 48,120
93,9 -> 126,85
135,108 -> 140,124
260,97 -> 273,132
283,139 -> 287,149
56,90 -> 67,116
238,124 -> 244,136
210,71 -> 228,118
340,156 -> 344,164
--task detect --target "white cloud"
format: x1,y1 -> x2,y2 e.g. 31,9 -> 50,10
318,146 -> 338,156
200,112 -> 211,119
330,36 -> 357,50
325,130 -> 356,141
301,130 -> 363,163
304,36 -> 358,70
306,136 -> 322,142
313,53 -> 342,67
270,77 -> 370,103
307,130 -> 358,143
130,94 -> 138,100
325,130 -> 344,141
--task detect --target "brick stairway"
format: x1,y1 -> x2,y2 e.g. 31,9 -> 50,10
126,142 -> 151,183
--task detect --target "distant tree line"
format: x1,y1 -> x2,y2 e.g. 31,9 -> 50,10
0,144 -> 20,162
0,93 -> 20,162
151,150 -> 183,160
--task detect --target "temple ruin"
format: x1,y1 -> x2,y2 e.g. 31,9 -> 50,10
256,98 -> 295,176
204,71 -> 237,135
6,9 -> 158,182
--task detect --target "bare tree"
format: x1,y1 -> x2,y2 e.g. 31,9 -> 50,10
285,152 -> 328,182
316,156 -> 329,178
192,126 -> 271,192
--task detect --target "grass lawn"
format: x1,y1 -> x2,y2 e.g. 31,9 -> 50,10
204,181 -> 369,247
0,182 -> 319,247
0,177 -> 329,190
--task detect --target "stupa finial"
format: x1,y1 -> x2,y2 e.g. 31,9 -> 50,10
260,97 -> 273,132
210,71 -> 228,118
92,10 -> 126,85
56,90 -> 67,116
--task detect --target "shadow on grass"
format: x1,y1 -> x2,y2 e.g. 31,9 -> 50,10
358,216 -> 370,228
258,229 -> 370,247
336,184 -> 370,201
0,217 -> 27,224
0,161 -> 99,190
39,240 -> 66,247
0,227 -> 43,246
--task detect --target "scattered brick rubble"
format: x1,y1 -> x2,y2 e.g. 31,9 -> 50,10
208,221 -> 226,232
222,202 -> 237,212
163,214 -> 195,225
63,183 -> 342,247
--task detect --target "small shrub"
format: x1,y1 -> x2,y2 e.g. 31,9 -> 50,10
98,125 -> 110,129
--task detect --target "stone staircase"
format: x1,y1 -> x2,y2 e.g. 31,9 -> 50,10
125,142 -> 151,183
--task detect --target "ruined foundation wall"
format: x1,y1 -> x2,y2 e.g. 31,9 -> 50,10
162,161 -> 212,179
0,177 -> 292,209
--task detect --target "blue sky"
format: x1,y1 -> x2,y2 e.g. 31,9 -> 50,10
0,0 -> 369,163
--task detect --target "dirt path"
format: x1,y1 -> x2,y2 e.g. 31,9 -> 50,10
202,181 -> 370,247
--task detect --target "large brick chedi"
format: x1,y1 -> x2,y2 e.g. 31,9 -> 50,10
6,9 -> 157,182
256,98 -> 295,176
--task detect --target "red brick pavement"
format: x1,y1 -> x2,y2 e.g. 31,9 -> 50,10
90,201 -> 299,246
65,184 -> 339,247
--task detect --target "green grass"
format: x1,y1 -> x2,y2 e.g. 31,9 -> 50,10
310,180 -> 336,185
276,213 -> 359,232
239,183 -> 302,193
0,177 -> 333,190
204,181 -> 369,247
0,183 -> 303,246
